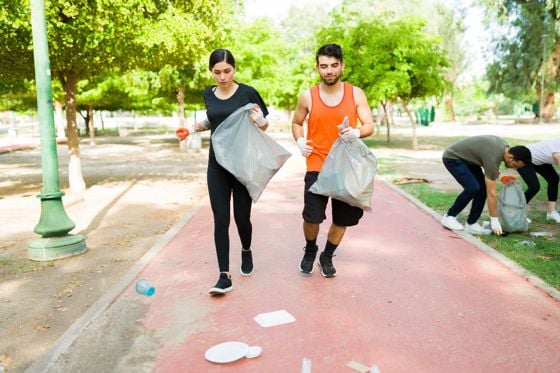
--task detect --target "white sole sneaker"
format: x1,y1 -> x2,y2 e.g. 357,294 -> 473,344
441,214 -> 464,230
209,286 -> 233,295
546,211 -> 560,223
465,225 -> 492,235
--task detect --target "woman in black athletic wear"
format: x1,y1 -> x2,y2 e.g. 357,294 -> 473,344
178,49 -> 269,295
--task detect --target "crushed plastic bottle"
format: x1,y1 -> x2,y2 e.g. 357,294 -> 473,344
519,240 -> 537,249
530,232 -> 553,238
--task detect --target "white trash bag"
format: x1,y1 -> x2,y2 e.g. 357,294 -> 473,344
498,179 -> 528,233
309,117 -> 377,211
212,103 -> 292,202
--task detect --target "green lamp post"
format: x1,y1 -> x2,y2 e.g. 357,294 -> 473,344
27,0 -> 86,261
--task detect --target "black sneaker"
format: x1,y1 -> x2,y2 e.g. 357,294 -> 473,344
299,245 -> 318,274
208,273 -> 233,295
240,249 -> 253,276
318,252 -> 336,278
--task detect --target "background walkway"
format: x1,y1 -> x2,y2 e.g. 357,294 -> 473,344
27,146 -> 560,372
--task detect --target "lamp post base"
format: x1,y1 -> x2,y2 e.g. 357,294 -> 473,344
27,234 -> 87,261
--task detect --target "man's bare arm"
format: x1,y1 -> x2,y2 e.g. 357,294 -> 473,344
291,91 -> 310,141
485,177 -> 498,217
354,87 -> 374,137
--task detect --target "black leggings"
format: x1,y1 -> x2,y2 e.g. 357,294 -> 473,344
518,163 -> 559,203
207,161 -> 252,272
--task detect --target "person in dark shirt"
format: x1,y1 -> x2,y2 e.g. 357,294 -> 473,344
441,135 -> 531,236
176,49 -> 269,295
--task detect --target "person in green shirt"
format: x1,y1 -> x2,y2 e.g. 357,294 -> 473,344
441,135 -> 531,236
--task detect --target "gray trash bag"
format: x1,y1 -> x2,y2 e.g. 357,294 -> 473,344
309,117 -> 377,211
498,180 -> 528,232
211,103 -> 292,202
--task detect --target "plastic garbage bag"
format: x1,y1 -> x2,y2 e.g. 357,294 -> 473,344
212,103 -> 292,202
498,179 -> 528,232
309,117 -> 377,211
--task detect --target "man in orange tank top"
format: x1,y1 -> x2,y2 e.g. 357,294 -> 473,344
291,44 -> 375,277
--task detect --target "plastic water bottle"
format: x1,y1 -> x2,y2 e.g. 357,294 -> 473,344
135,279 -> 155,296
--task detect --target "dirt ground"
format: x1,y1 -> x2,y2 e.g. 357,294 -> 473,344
0,135 -> 209,372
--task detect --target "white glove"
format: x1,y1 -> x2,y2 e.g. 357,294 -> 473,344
340,127 -> 360,140
490,217 -> 502,236
250,106 -> 267,128
296,137 -> 313,157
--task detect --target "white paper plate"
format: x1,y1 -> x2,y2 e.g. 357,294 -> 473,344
205,341 -> 250,363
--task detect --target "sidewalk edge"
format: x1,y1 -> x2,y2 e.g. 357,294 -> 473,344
379,176 -> 560,303
24,196 -> 208,373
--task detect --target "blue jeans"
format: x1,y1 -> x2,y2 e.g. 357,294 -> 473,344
442,157 -> 487,225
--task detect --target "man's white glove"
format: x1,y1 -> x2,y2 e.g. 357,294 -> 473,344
250,106 -> 267,128
340,127 -> 360,140
490,217 -> 503,236
296,137 -> 313,157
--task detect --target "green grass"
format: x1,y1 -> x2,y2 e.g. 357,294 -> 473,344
364,134 -> 544,151
0,257 -> 54,276
364,135 -> 466,150
373,137 -> 560,291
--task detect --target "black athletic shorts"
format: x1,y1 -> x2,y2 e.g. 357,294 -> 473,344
303,171 -> 364,227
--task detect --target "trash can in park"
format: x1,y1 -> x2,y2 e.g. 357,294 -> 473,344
418,107 -> 430,126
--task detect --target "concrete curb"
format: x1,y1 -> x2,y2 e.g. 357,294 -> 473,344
24,196 -> 208,373
380,176 -> 560,303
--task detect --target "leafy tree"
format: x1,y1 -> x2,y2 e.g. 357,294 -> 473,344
483,0 -> 556,119
278,4 -> 334,112
230,18 -> 299,110
0,0 -> 234,191
135,1 -> 236,127
317,13 -> 449,149
334,0 -> 465,123
430,2 -> 467,122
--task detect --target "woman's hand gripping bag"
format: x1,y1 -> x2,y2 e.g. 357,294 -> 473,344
211,103 -> 292,202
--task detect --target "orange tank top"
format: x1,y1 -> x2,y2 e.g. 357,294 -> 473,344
307,83 -> 357,172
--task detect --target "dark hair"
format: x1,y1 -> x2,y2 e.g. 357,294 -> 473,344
209,49 -> 235,70
509,145 -> 532,165
316,44 -> 343,64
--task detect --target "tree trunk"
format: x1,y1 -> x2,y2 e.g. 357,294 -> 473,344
387,101 -> 395,127
88,105 -> 96,145
54,101 -> 66,141
543,92 -> 555,121
100,110 -> 105,131
177,83 -> 185,127
400,100 -> 418,151
381,101 -> 390,143
444,93 -> 456,122
61,70 -> 86,192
